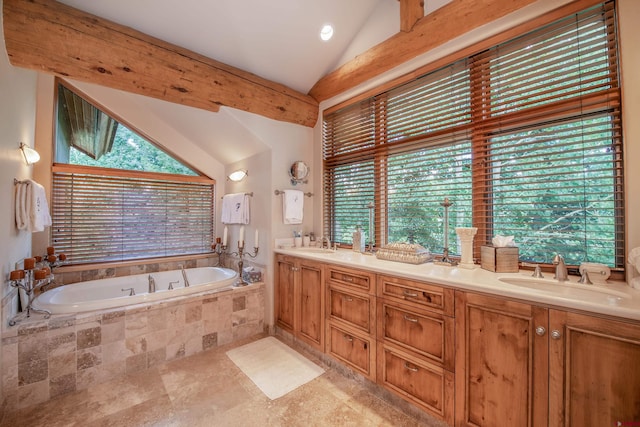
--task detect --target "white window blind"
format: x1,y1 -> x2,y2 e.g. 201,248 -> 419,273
52,165 -> 214,264
323,1 -> 623,268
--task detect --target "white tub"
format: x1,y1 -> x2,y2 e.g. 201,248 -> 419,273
33,267 -> 238,314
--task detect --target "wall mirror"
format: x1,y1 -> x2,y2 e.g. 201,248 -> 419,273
289,161 -> 309,185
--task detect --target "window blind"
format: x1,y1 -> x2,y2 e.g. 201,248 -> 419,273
52,165 -> 214,264
323,1 -> 623,268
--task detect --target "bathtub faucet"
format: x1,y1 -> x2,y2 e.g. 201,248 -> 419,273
148,275 -> 156,293
180,265 -> 190,287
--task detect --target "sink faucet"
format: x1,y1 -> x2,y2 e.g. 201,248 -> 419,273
319,236 -> 331,250
148,275 -> 156,293
553,254 -> 568,282
180,265 -> 190,287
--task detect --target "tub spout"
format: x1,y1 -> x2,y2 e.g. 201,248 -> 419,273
180,265 -> 190,287
148,275 -> 156,293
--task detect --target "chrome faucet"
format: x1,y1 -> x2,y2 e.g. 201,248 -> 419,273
319,236 -> 331,250
180,265 -> 190,287
148,275 -> 156,293
552,254 -> 568,282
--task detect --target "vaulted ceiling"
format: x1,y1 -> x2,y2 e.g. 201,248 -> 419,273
3,0 -> 567,164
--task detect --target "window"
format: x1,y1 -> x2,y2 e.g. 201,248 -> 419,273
323,1 -> 623,269
52,81 -> 215,265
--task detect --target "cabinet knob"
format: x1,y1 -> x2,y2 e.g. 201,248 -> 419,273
535,326 -> 546,336
343,334 -> 353,342
551,330 -> 562,340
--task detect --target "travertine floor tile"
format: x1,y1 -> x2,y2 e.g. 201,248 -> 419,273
0,333 -> 433,427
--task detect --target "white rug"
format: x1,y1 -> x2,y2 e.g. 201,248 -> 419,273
226,336 -> 324,400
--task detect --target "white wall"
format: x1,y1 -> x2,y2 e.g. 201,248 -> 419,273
0,2 -> 38,407
224,109 -> 315,326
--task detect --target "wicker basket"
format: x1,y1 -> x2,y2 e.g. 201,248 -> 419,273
375,242 -> 433,264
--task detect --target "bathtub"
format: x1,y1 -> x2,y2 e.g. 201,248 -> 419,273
33,267 -> 238,314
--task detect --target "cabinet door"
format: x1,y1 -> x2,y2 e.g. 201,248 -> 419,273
549,310 -> 640,427
455,291 -> 548,427
275,256 -> 295,331
298,261 -> 324,349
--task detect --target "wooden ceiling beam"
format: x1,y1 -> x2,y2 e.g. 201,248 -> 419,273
309,0 -> 540,103
3,0 -> 319,127
399,0 -> 424,32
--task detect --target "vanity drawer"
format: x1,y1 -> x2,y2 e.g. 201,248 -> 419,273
377,275 -> 454,316
378,301 -> 454,370
326,265 -> 374,293
378,345 -> 453,425
328,287 -> 374,334
327,324 -> 375,379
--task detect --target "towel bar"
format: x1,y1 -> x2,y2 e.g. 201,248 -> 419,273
220,192 -> 253,199
274,190 -> 313,197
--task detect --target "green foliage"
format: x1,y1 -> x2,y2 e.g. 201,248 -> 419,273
69,125 -> 197,176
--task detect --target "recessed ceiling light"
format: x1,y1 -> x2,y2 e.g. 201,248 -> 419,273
320,24 -> 334,41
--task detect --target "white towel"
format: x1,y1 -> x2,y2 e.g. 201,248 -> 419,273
15,180 -> 52,232
283,189 -> 304,225
15,182 -> 28,230
221,193 -> 250,224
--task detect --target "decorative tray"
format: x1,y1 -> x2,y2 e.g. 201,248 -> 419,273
375,242 -> 433,264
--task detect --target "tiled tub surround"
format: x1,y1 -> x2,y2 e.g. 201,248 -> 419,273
1,281 -> 264,410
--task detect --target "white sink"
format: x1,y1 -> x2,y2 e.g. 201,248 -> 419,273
498,277 -> 630,302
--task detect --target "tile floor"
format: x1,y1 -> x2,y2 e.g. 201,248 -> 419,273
0,333 -> 445,427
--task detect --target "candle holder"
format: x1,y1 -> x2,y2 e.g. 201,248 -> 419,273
227,241 -> 259,287
8,268 -> 52,326
434,197 -> 458,267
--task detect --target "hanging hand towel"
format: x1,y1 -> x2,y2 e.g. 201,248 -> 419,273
15,180 -> 52,232
221,193 -> 250,224
283,189 -> 304,225
15,181 -> 28,230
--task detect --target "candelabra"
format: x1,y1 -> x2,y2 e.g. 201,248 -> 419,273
434,197 -> 457,266
226,241 -> 259,287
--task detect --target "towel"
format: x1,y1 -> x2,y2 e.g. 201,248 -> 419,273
15,180 -> 52,232
221,193 -> 250,224
283,189 -> 304,225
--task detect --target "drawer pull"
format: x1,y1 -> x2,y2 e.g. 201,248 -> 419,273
403,314 -> 419,323
342,275 -> 354,282
342,296 -> 354,302
551,330 -> 562,340
402,290 -> 419,298
403,362 -> 419,372
343,334 -> 354,342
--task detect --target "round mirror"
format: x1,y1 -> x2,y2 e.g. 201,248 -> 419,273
289,161 -> 309,184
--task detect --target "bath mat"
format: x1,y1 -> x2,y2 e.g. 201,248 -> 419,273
226,336 -> 324,400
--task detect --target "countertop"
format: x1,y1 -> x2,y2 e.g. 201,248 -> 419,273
274,247 -> 640,322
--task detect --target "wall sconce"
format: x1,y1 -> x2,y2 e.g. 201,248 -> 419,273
227,169 -> 248,182
20,142 -> 40,165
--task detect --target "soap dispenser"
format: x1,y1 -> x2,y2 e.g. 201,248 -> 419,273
352,225 -> 366,253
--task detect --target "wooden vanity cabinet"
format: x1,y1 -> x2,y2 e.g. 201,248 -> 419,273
274,254 -> 324,350
455,290 -> 640,427
325,265 -> 377,380
548,310 -> 640,426
377,275 -> 456,425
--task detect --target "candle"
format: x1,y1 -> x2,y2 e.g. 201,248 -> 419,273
47,246 -> 55,255
24,258 -> 36,270
239,226 -> 245,243
223,226 -> 228,246
34,269 -> 47,280
47,255 -> 57,264
9,270 -> 25,280
58,253 -> 67,261
254,229 -> 259,248
42,266 -> 51,276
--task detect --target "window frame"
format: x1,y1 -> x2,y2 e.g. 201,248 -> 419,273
51,79 -> 216,266
322,1 -> 624,273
